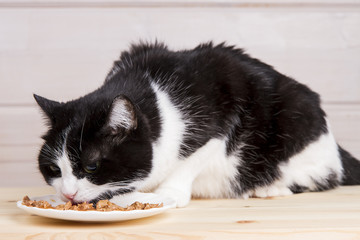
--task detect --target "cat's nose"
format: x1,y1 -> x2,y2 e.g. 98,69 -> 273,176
63,192 -> 77,201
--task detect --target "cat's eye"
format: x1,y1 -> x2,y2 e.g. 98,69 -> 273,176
84,161 -> 100,174
48,164 -> 61,176
49,165 -> 60,173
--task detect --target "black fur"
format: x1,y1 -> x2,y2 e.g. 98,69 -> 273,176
35,41 -> 360,202
340,146 -> 360,185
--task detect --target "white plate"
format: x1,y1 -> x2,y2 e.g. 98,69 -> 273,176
17,192 -> 176,222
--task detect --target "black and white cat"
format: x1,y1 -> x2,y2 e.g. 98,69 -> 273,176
34,42 -> 360,207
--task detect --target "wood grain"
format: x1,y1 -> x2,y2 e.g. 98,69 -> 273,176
0,161 -> 45,187
0,106 -> 44,146
0,186 -> 359,239
0,7 -> 359,104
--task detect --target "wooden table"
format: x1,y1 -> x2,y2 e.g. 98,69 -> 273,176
1,186 -> 360,240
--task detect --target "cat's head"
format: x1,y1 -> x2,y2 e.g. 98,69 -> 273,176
34,93 -> 153,203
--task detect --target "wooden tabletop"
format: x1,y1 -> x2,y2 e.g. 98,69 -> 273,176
1,186 -> 360,239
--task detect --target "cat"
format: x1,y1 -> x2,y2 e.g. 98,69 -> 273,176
34,42 -> 360,207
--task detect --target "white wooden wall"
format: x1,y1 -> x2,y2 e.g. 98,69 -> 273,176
0,0 -> 359,187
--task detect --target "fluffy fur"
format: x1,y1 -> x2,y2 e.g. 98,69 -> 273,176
34,42 -> 360,207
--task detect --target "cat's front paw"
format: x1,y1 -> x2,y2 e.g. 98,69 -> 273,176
155,187 -> 191,208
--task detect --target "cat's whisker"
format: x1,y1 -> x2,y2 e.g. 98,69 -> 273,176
67,145 -> 80,160
108,183 -> 129,187
40,143 -> 59,161
79,115 -> 86,152
78,184 -> 134,202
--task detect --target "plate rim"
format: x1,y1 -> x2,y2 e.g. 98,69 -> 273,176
16,194 -> 176,222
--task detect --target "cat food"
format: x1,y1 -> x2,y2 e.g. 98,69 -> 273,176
22,196 -> 163,211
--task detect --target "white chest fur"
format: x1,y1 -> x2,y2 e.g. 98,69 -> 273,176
191,140 -> 241,199
139,83 -> 241,203
138,83 -> 186,192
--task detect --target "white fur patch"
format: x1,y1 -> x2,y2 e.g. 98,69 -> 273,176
139,83 -> 242,206
251,121 -> 342,198
156,138 -> 239,207
138,83 -> 186,192
251,184 -> 293,198
279,129 -> 342,189
191,140 -> 241,199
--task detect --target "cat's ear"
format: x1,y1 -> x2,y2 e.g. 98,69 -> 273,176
105,95 -> 137,135
33,94 -> 62,125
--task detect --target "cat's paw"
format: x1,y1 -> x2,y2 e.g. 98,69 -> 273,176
252,185 -> 293,198
155,187 -> 191,208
